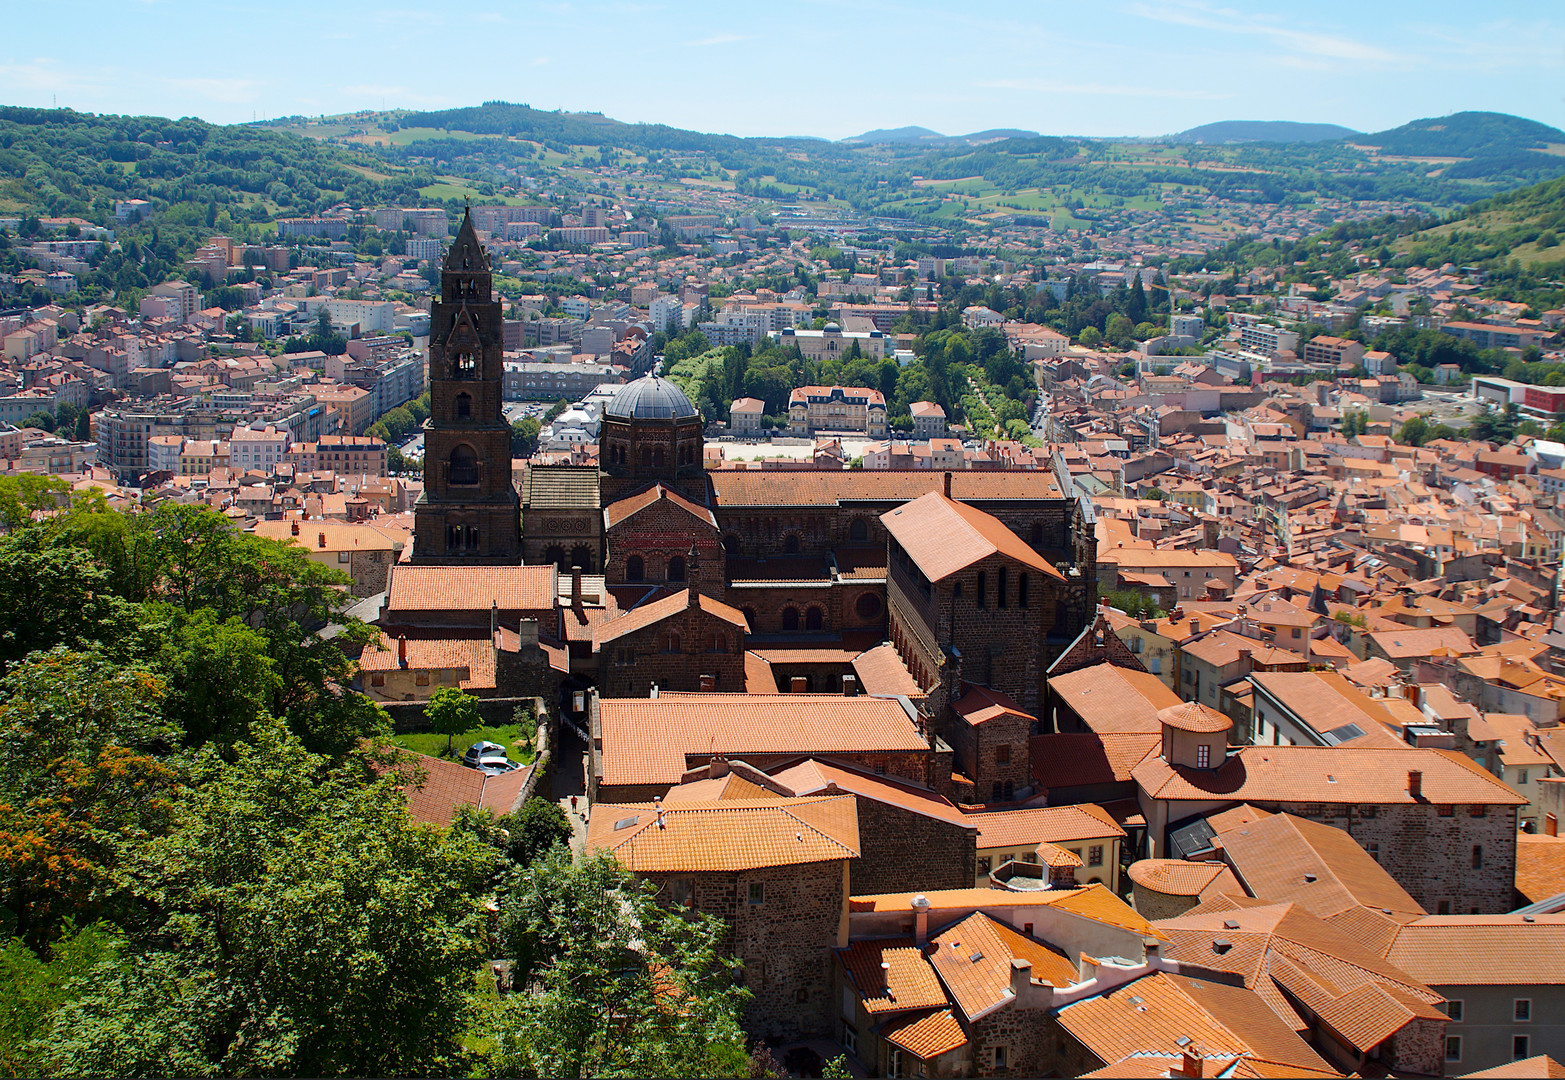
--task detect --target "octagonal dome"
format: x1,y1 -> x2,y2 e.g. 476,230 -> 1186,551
604,375 -> 699,421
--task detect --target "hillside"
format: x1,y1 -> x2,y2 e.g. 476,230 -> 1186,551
841,127 -> 1041,146
1397,174 -> 1565,269
841,126 -> 944,144
1169,120 -> 1361,144
1359,111 -> 1565,183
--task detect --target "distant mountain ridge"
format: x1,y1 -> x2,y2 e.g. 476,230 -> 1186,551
840,126 -> 1039,146
1168,120 -> 1362,144
1361,111 -> 1565,157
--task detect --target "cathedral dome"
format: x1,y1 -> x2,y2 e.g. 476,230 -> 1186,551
605,376 -> 699,421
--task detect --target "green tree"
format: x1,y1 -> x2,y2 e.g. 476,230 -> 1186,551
1398,415 -> 1430,447
510,416 -> 541,457
497,798 -> 572,867
0,921 -> 123,1075
488,849 -> 750,1079
40,721 -> 491,1078
425,686 -> 481,757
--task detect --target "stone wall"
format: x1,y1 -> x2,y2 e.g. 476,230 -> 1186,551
972,1003 -> 1056,1078
596,602 -> 746,697
603,496 -> 723,597
1387,1016 -> 1446,1078
1130,882 -> 1202,922
642,859 -> 845,1040
850,796 -> 976,894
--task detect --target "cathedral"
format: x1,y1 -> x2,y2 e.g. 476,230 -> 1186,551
402,210 -> 1098,764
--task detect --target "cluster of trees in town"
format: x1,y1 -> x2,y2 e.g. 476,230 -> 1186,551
0,485 -> 760,1077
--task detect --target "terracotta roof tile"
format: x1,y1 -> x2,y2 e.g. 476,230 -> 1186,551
852,642 -> 924,699
385,564 -> 556,612
1049,664 -> 1186,734
358,633 -> 497,690
592,589 -> 748,646
1033,731 -> 1161,787
879,1008 -> 968,1059
837,937 -> 947,1015
596,694 -> 928,788
881,491 -> 1065,582
1127,859 -> 1234,897
1461,1056 -> 1565,1078
1516,834 -> 1565,906
586,796 -> 859,872
849,883 -> 1165,940
1134,746 -> 1528,806
1158,701 -> 1233,734
952,684 -> 1037,726
965,804 -> 1126,850
382,748 -> 532,827
1386,914 -> 1565,985
603,482 -> 716,529
929,911 -> 1078,1018
710,469 -> 1063,508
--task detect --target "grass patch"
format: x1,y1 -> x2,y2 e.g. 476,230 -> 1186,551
390,721 -> 537,763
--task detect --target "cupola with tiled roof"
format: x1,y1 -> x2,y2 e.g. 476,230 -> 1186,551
1159,700 -> 1232,772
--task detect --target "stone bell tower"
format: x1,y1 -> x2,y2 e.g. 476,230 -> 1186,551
411,208 -> 522,563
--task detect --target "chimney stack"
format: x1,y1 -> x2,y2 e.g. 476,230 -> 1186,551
291,519 -> 299,536
571,566 -> 583,609
843,674 -> 858,697
1180,1051 -> 1204,1079
943,470 -> 952,499
687,543 -> 700,608
698,674 -> 715,692
790,676 -> 808,693
1238,648 -> 1252,675
911,894 -> 930,945
1189,618 -> 1199,637
397,635 -> 408,669
317,531 -> 327,548
1407,770 -> 1423,799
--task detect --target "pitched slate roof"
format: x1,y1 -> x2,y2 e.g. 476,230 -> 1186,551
881,491 -> 1064,582
586,796 -> 859,872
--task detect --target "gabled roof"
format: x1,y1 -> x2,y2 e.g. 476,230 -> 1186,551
1049,663 -> 1185,734
603,482 -> 716,529
592,589 -> 748,646
768,758 -> 971,829
710,469 -> 1063,508
586,796 -> 859,872
881,491 -> 1064,582
836,937 -> 947,1016
385,564 -> 556,612
964,804 -> 1125,850
952,684 -> 1037,727
1385,914 -> 1565,985
878,1008 -> 967,1060
929,911 -> 1079,1019
1032,731 -> 1161,787
384,748 -> 531,827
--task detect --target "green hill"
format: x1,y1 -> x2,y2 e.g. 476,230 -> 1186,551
1169,120 -> 1361,144
1360,111 -> 1565,183
1398,174 -> 1565,269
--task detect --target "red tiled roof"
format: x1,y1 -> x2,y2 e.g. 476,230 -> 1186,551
592,589 -> 748,646
881,491 -> 1064,582
384,748 -> 532,827
603,482 -> 716,529
596,694 -> 928,788
952,684 -> 1036,726
1032,731 -> 1160,787
385,564 -> 556,612
1049,664 -> 1185,735
852,642 -> 924,699
710,469 -> 1063,508
358,633 -> 496,690
586,796 -> 859,871
879,1008 -> 967,1059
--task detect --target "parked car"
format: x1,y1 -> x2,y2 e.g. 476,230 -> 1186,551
461,740 -> 507,768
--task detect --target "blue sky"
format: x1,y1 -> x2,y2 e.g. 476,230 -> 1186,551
3,0 -> 1562,138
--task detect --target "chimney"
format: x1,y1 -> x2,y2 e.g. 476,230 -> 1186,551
1238,648 -> 1252,676
698,674 -> 715,692
1009,958 -> 1033,999
791,676 -> 808,693
291,519 -> 299,536
1407,770 -> 1423,799
943,470 -> 952,499
649,683 -> 659,698
571,566 -> 583,609
1180,1051 -> 1204,1079
911,894 -> 931,945
843,674 -> 858,697
687,543 -> 700,608
1189,618 -> 1199,637
653,796 -> 665,829
397,635 -> 408,669
317,531 -> 326,548
490,599 -> 498,638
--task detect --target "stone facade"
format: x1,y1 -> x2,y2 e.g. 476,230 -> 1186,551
642,859 -> 847,1040
946,708 -> 1035,804
413,211 -> 522,563
849,795 -> 977,894
971,1002 -> 1054,1078
603,491 -> 724,598
595,597 -> 746,697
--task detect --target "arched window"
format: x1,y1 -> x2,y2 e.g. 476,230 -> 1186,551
782,607 -> 800,632
992,781 -> 1004,802
997,567 -> 1008,609
448,444 -> 480,486
545,545 -> 566,570
849,517 -> 869,542
1030,521 -> 1044,545
667,555 -> 686,582
640,446 -> 652,466
570,545 -> 593,572
465,525 -> 480,551
454,352 -> 476,378
665,632 -> 681,653
783,533 -> 800,554
653,446 -> 666,467
626,555 -> 644,581
805,607 -> 823,631
723,534 -> 740,554
446,522 -> 463,551
455,393 -> 472,419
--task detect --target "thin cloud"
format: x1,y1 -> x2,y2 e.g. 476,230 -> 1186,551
1126,1 -> 1403,64
162,77 -> 262,105
983,78 -> 1231,102
684,33 -> 752,47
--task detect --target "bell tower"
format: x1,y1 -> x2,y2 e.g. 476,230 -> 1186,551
412,208 -> 522,563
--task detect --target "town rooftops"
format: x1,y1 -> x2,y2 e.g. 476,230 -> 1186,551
964,804 -> 1125,850
595,693 -> 929,789
1049,663 -> 1186,735
1126,859 -> 1239,898
1134,746 -> 1528,807
837,936 -> 949,1016
591,589 -> 748,647
384,748 -> 532,827
849,883 -> 1164,941
1157,701 -> 1233,734
586,795 -> 859,872
951,684 -> 1036,727
931,911 -> 1079,1018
